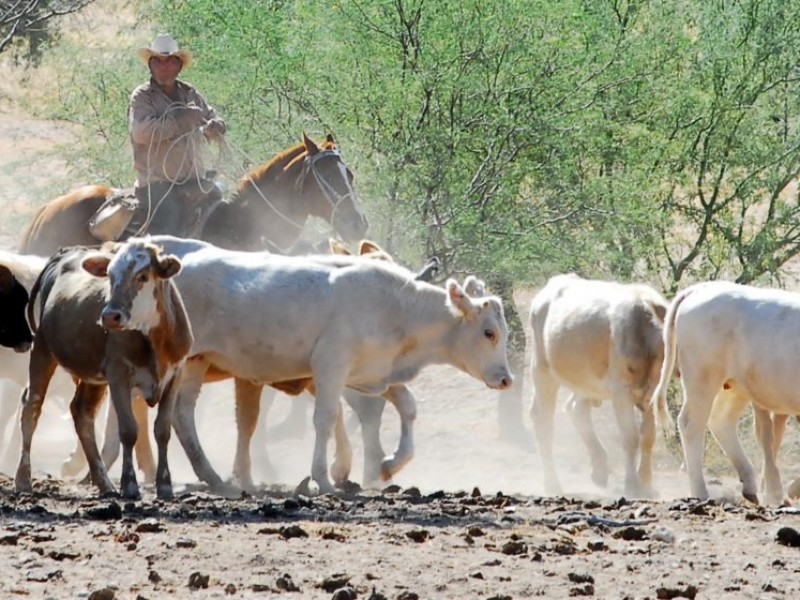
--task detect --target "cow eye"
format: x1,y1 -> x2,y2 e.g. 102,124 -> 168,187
484,329 -> 496,342
135,272 -> 149,285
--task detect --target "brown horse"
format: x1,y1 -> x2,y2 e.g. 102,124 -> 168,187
19,133 -> 369,256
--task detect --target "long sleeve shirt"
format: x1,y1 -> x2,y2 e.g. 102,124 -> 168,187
128,78 -> 222,187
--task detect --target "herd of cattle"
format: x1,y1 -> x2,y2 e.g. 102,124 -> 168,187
1,235 -> 800,506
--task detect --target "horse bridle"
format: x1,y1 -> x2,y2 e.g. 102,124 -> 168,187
298,150 -> 358,220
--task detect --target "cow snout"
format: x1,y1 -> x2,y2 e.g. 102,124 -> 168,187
487,371 -> 514,391
14,340 -> 32,353
101,307 -> 127,330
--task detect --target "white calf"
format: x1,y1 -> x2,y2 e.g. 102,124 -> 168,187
652,280 -> 800,505
530,274 -> 668,497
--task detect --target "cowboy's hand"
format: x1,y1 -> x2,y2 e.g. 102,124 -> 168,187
203,118 -> 226,140
174,105 -> 206,129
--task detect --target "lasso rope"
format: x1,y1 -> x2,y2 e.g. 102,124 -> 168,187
138,103 -> 349,238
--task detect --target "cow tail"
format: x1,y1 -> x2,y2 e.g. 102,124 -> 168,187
650,286 -> 694,432
26,266 -> 45,336
25,252 -> 62,336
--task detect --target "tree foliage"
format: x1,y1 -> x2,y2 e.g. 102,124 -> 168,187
26,0 -> 800,290
0,0 -> 94,60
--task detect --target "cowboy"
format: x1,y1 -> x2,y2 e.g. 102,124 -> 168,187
128,34 -> 226,237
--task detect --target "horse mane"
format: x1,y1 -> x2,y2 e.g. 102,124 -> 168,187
231,136 -> 338,200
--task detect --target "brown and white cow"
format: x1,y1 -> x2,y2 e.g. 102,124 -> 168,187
529,274 -> 668,497
651,280 -> 800,505
15,240 -> 192,499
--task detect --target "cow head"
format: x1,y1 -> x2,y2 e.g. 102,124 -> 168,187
82,240 -> 182,332
0,265 -> 33,352
445,278 -> 513,391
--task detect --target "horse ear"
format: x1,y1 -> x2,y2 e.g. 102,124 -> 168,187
326,133 -> 336,145
302,131 -> 320,156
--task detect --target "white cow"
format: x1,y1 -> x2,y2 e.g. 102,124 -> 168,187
651,280 -> 800,505
146,235 -> 513,493
529,274 -> 668,497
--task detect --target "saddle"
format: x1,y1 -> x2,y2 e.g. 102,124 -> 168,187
88,176 -> 224,242
88,188 -> 139,242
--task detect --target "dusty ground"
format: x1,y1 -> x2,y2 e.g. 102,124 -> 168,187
3,9 -> 800,598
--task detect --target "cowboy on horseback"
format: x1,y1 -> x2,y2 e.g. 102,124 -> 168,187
123,34 -> 225,238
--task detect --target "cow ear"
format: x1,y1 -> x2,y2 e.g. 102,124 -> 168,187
329,238 -> 351,255
326,133 -> 336,145
463,275 -> 487,298
0,265 -> 13,293
100,241 -> 123,254
358,240 -> 383,256
156,255 -> 182,279
446,279 -> 478,319
81,254 -> 112,278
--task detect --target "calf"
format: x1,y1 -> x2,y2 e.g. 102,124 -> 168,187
146,235 -> 512,493
530,274 -> 668,497
15,240 -> 192,499
651,280 -> 800,505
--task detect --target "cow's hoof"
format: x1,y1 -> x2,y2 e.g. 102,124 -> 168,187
380,453 -> 412,480
788,478 -> 800,499
210,481 -> 240,499
310,476 -> 334,496
121,484 -> 141,501
294,476 -> 314,497
156,485 -> 174,501
14,480 -> 32,494
742,490 -> 760,505
330,462 -> 351,486
334,479 -> 362,495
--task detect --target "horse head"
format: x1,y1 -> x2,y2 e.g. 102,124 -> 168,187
289,132 -> 369,242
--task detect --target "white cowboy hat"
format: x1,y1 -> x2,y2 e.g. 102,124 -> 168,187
137,34 -> 193,69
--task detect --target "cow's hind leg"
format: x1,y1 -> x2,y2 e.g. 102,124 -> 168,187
72,383 -> 116,496
637,403 -> 657,498
707,387 -> 758,504
249,387 -> 277,483
232,378 -> 262,491
343,389 -> 386,487
531,367 -> 562,495
380,384 -> 417,481
566,395 -> 609,488
15,341 -> 57,493
132,396 -> 156,484
609,386 -> 646,498
677,372 -> 720,501
754,407 -> 786,506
